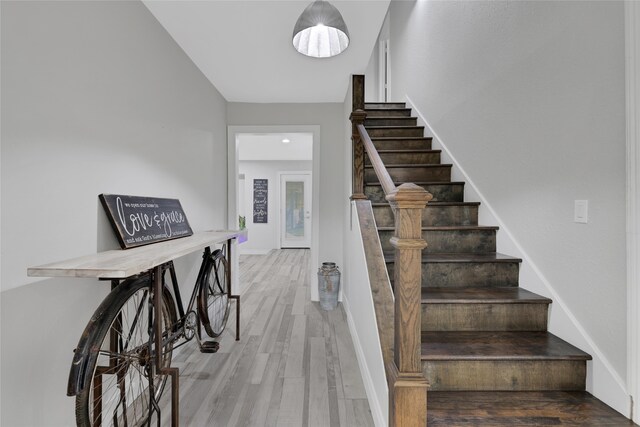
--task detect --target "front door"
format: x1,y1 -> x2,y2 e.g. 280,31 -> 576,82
280,173 -> 312,248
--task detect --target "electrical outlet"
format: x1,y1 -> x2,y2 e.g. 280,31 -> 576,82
574,200 -> 588,223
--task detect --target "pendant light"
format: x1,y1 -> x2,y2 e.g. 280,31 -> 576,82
292,0 -> 350,58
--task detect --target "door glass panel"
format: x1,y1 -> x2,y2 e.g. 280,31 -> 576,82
285,181 -> 305,239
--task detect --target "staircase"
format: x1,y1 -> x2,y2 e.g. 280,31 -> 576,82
361,102 -> 630,424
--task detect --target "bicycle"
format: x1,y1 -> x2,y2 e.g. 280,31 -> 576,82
66,245 -> 236,427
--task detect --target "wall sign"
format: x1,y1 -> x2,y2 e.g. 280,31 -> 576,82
99,194 -> 193,249
253,179 -> 268,223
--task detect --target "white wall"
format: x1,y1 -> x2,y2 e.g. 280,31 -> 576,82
386,0 -> 628,415
364,44 -> 380,103
227,103 -> 346,298
1,1 -> 228,425
341,77 -> 388,426
238,160 -> 312,254
342,203 -> 388,427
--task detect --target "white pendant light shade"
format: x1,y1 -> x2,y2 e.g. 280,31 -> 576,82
292,0 -> 350,58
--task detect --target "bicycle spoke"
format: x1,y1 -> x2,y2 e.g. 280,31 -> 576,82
82,281 -> 173,427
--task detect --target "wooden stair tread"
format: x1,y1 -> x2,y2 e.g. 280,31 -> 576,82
364,163 -> 451,168
365,107 -> 411,112
366,116 -> 416,120
378,225 -> 499,231
427,391 -> 637,426
364,102 -> 405,105
421,331 -> 592,361
423,287 -> 551,304
417,252 -> 523,263
364,125 -> 425,129
385,251 -> 522,263
366,181 -> 465,186
375,149 -> 441,153
372,201 -> 480,207
370,136 -> 432,141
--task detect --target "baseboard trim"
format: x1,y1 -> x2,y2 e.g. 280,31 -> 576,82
405,95 -> 630,418
342,295 -> 387,427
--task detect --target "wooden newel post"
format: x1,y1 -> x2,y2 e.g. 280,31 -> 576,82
350,75 -> 367,200
350,110 -> 367,200
386,183 -> 432,427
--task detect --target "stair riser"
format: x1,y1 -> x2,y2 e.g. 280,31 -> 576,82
387,262 -> 520,287
422,304 -> 549,332
379,229 -> 496,254
372,139 -> 432,150
423,262 -> 520,287
365,109 -> 412,117
366,152 -> 441,165
373,205 -> 478,227
423,360 -> 586,391
365,103 -> 406,109
366,184 -> 464,203
366,127 -> 425,137
365,118 -> 418,127
365,166 -> 451,183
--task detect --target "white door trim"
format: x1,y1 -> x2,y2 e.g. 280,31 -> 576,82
277,171 -> 312,249
378,39 -> 390,102
227,125 -> 321,299
626,0 -> 640,421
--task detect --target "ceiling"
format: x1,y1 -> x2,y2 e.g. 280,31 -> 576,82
143,0 -> 390,103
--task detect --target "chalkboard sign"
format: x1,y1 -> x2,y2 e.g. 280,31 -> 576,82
99,194 -> 193,249
253,179 -> 268,223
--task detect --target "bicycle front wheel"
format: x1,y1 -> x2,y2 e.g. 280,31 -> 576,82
198,249 -> 231,338
75,276 -> 176,427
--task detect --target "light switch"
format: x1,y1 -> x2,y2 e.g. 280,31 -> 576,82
574,200 -> 588,223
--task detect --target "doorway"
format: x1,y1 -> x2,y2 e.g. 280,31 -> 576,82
280,172 -> 312,248
227,125 -> 320,299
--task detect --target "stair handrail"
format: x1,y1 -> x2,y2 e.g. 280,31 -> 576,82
349,74 -> 431,426
357,123 -> 396,196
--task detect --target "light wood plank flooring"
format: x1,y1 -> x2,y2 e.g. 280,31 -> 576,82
160,249 -> 375,426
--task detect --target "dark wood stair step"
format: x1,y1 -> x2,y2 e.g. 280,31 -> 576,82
422,331 -> 591,391
364,117 -> 417,127
372,201 -> 479,227
422,252 -> 523,263
378,226 -> 498,254
386,252 -> 522,288
422,331 -> 591,361
370,136 -> 432,150
423,287 -> 550,304
366,149 -> 441,165
427,391 -> 636,426
422,287 -> 551,332
365,181 -> 464,203
364,102 -> 406,109
365,163 -> 452,183
365,125 -> 425,137
364,108 -> 412,117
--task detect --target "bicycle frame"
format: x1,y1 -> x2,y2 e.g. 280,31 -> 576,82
67,237 -> 240,427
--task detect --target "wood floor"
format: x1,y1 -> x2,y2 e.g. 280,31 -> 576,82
160,249 -> 374,426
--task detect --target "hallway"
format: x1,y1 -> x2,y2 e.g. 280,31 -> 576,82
161,249 -> 375,426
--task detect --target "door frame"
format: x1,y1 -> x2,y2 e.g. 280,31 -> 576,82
378,38 -> 390,102
626,0 -> 640,422
227,125 -> 321,299
277,171 -> 312,249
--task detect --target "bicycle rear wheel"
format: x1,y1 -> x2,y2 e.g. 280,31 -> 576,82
198,249 -> 231,338
75,276 -> 176,427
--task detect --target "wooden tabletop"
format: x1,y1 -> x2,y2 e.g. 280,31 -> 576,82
27,229 -> 247,279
